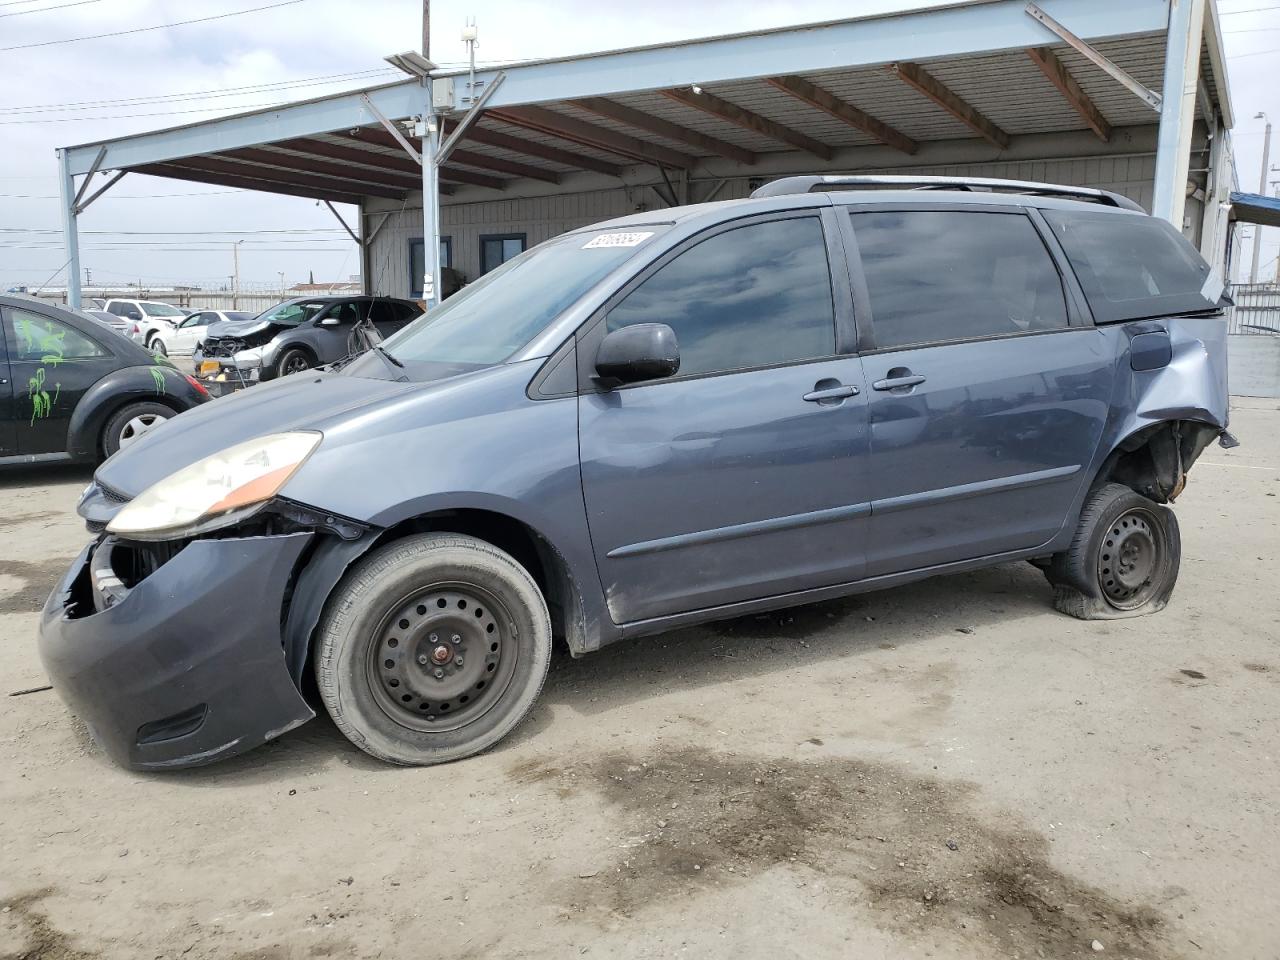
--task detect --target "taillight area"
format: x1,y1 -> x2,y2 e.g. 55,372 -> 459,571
185,374 -> 209,397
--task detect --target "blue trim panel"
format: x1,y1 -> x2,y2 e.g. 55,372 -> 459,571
872,464 -> 1081,516
606,501 -> 873,559
606,463 -> 1079,559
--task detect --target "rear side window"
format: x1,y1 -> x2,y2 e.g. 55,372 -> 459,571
851,210 -> 1069,350
1041,209 -> 1218,323
605,216 -> 836,377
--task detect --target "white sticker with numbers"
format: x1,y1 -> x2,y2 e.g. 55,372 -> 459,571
582,231 -> 653,249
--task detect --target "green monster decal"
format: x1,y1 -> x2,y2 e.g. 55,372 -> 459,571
17,316 -> 64,424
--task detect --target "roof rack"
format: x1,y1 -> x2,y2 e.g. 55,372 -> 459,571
750,175 -> 1144,211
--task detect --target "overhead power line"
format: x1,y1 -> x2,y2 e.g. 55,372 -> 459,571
0,0 -> 309,52
0,100 -> 296,123
0,67 -> 400,113
1219,2 -> 1280,13
0,0 -> 103,18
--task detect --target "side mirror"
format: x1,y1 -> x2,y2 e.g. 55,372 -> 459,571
594,323 -> 679,387
318,316 -> 341,326
126,310 -> 142,321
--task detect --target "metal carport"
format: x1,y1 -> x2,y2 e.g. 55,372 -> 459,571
55,0 -> 1236,308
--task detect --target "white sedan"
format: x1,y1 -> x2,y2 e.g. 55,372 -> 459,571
150,309 -> 254,356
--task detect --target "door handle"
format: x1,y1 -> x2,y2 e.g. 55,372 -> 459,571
802,382 -> 859,403
872,373 -> 926,392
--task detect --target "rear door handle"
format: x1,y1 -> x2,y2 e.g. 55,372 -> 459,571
803,383 -> 859,403
872,373 -> 926,391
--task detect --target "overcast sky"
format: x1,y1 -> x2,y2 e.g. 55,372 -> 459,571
2,0 -> 1279,292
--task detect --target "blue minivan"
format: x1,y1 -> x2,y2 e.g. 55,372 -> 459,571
38,176 -> 1232,770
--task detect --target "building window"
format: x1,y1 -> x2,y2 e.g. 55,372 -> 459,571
480,233 -> 526,275
408,236 -> 452,299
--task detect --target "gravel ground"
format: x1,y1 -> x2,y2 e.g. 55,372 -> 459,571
1,397 -> 1277,960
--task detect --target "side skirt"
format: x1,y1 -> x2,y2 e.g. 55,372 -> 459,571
616,543 -> 1054,643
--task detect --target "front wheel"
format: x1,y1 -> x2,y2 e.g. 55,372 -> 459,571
277,347 -> 313,376
149,337 -> 167,357
1046,483 -> 1181,620
314,534 -> 552,765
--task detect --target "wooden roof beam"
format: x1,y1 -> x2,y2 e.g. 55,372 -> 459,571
569,97 -> 757,165
661,87 -> 833,160
441,119 -> 624,177
133,163 -> 391,205
889,62 -> 1010,149
1025,47 -> 1112,142
487,105 -> 696,168
765,76 -> 918,155
159,155 -> 407,200
219,147 -> 420,191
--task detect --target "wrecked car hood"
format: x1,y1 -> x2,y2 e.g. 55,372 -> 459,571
94,372 -> 416,499
204,317 -> 282,340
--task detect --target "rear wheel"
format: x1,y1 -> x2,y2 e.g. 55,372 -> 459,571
314,534 -> 552,765
1046,483 -> 1181,620
149,337 -> 168,357
101,401 -> 174,459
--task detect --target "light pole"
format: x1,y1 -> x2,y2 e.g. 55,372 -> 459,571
1250,112 -> 1271,283
230,239 -> 244,309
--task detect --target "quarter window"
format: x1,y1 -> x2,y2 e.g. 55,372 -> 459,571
8,309 -> 108,361
1041,209 -> 1218,323
605,216 -> 836,378
852,210 -> 1069,350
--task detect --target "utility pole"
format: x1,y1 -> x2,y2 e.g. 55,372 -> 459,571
421,0 -> 429,57
232,240 -> 244,309
278,271 -> 286,297
1250,112 -> 1271,283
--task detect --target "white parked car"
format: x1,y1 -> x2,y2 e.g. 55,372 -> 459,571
103,298 -> 188,349
150,309 -> 254,355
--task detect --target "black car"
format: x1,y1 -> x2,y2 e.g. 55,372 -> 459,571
0,294 -> 210,463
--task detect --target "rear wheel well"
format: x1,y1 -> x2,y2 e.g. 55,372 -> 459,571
1093,420 -> 1220,503
95,394 -> 185,458
372,510 -> 586,655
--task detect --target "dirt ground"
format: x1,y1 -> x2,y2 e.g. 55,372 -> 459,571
2,398 -> 1277,960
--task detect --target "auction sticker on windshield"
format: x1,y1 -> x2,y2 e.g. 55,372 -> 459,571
583,232 -> 653,249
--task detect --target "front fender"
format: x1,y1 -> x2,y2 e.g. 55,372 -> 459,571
66,365 -> 204,460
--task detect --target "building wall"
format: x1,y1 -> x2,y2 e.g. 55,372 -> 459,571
367,153 -> 1170,299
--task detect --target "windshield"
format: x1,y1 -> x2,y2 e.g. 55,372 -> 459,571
141,301 -> 185,317
253,300 -> 328,327
381,227 -> 669,368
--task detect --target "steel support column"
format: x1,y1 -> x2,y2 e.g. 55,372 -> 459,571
57,148 -> 83,308
1152,0 -> 1205,230
421,82 -> 443,308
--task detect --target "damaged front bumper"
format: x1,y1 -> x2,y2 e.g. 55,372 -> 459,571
37,531 -> 316,771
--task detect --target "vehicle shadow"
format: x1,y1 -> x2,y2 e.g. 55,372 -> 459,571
165,559 -> 1055,787
0,462 -> 94,490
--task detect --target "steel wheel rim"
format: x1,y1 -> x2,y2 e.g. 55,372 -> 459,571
118,413 -> 168,449
366,581 -> 519,733
1097,508 -> 1164,609
282,354 -> 309,374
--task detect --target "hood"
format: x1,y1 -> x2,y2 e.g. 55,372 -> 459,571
95,371 -> 417,498
205,317 -> 280,339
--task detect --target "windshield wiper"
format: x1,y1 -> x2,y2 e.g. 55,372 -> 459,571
372,343 -> 404,369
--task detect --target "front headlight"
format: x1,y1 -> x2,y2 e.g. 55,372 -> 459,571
107,432 -> 321,539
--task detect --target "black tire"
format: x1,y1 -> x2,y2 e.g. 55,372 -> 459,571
149,337 -> 167,357
277,347 -> 313,376
1046,483 -> 1181,620
314,534 -> 552,765
100,401 -> 175,459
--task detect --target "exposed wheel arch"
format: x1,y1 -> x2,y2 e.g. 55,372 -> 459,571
1091,419 -> 1222,504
